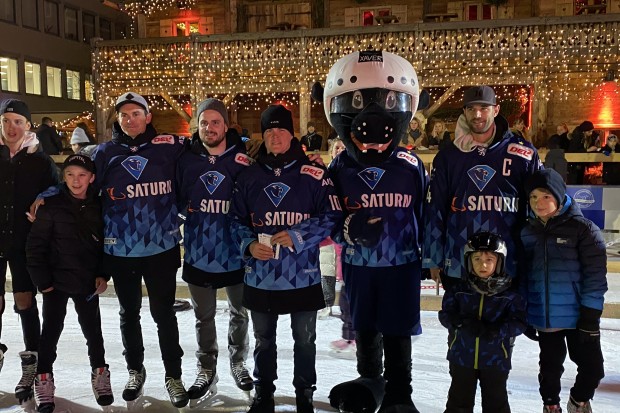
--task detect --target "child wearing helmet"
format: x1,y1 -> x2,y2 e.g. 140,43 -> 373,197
521,168 -> 607,413
438,231 -> 527,413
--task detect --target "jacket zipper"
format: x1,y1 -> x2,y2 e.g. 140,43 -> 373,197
474,294 -> 484,370
544,227 -> 550,328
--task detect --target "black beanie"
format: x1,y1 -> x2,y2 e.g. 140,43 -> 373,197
261,104 -> 294,136
196,98 -> 229,125
525,169 -> 566,206
578,121 -> 594,132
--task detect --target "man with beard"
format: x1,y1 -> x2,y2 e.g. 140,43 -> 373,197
317,51 -> 428,413
423,86 -> 541,291
176,98 -> 254,406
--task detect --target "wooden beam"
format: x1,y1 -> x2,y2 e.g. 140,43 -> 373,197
423,85 -> 460,118
161,91 -> 191,123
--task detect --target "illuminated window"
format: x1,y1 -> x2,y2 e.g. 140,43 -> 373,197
66,69 -> 80,100
175,19 -> 200,36
0,57 -> 18,92
25,61 -> 41,95
0,0 -> 15,23
85,73 -> 93,102
47,65 -> 62,97
464,2 -> 493,20
22,0 -> 38,29
44,0 -> 58,35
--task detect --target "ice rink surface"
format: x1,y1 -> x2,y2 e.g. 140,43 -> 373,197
0,295 -> 618,413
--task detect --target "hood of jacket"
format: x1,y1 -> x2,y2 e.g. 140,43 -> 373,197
453,113 -> 511,153
0,131 -> 41,157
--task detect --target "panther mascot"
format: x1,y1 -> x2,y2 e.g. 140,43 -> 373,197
312,51 -> 429,413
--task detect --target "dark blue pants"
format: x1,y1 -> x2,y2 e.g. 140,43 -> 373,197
38,289 -> 106,373
538,329 -> 604,405
343,261 -> 421,336
112,266 -> 183,378
251,310 -> 317,391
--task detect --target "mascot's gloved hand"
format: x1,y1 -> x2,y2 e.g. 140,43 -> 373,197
343,213 -> 383,248
523,326 -> 539,342
576,306 -> 602,344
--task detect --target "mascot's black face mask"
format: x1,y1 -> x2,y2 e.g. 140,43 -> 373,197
329,88 -> 412,166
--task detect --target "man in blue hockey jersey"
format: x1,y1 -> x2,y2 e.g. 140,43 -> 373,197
317,51 -> 428,413
423,86 -> 541,290
230,104 -> 342,413
92,92 -> 188,408
176,98 -> 254,404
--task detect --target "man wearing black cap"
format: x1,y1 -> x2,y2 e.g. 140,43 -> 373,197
300,121 -> 326,152
229,104 -> 342,413
566,120 -> 596,184
0,99 -> 59,403
423,85 -> 541,290
176,98 -> 254,405
90,92 -> 189,407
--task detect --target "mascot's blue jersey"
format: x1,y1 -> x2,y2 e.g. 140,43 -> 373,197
329,148 -> 428,267
423,134 -> 541,279
93,132 -> 185,257
230,159 -> 342,291
177,141 -> 251,273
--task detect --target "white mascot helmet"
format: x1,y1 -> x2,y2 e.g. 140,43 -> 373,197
323,51 -> 421,124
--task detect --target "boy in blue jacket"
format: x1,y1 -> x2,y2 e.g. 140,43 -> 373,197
521,169 -> 607,413
439,232 -> 527,413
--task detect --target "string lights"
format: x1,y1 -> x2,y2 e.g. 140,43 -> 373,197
121,0 -> 197,17
93,19 -> 620,114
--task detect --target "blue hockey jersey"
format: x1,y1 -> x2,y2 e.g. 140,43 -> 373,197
329,147 -> 428,267
229,144 -> 343,293
423,116 -> 541,279
177,136 -> 252,274
92,123 -> 185,257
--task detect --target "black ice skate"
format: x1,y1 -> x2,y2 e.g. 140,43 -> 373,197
247,390 -> 275,413
34,373 -> 55,413
329,376 -> 386,413
165,377 -> 189,408
187,367 -> 218,408
230,361 -> 253,392
91,366 -> 114,406
122,366 -> 146,402
15,351 -> 37,403
0,343 -> 7,374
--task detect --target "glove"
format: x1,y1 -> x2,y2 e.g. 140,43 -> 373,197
523,325 -> 539,342
576,306 -> 602,344
343,213 -> 383,248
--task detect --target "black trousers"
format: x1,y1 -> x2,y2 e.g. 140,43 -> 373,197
0,253 -> 40,352
112,265 -> 183,378
538,329 -> 604,405
445,362 -> 510,413
38,289 -> 106,373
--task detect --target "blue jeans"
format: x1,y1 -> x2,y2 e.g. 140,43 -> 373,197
251,310 -> 317,391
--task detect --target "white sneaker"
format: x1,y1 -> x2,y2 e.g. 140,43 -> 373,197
317,307 -> 332,320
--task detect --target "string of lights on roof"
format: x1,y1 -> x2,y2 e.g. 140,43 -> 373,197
120,0 -> 196,17
93,20 -> 620,111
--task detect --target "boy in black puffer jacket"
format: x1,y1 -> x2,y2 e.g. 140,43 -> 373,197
26,154 -> 113,413
438,232 -> 527,413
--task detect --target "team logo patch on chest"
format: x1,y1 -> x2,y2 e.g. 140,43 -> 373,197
507,143 -> 534,160
264,182 -> 291,207
122,156 -> 148,181
467,165 -> 496,191
358,167 -> 385,190
200,171 -> 226,195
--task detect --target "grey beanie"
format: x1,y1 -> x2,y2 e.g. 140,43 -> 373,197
196,98 -> 229,125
